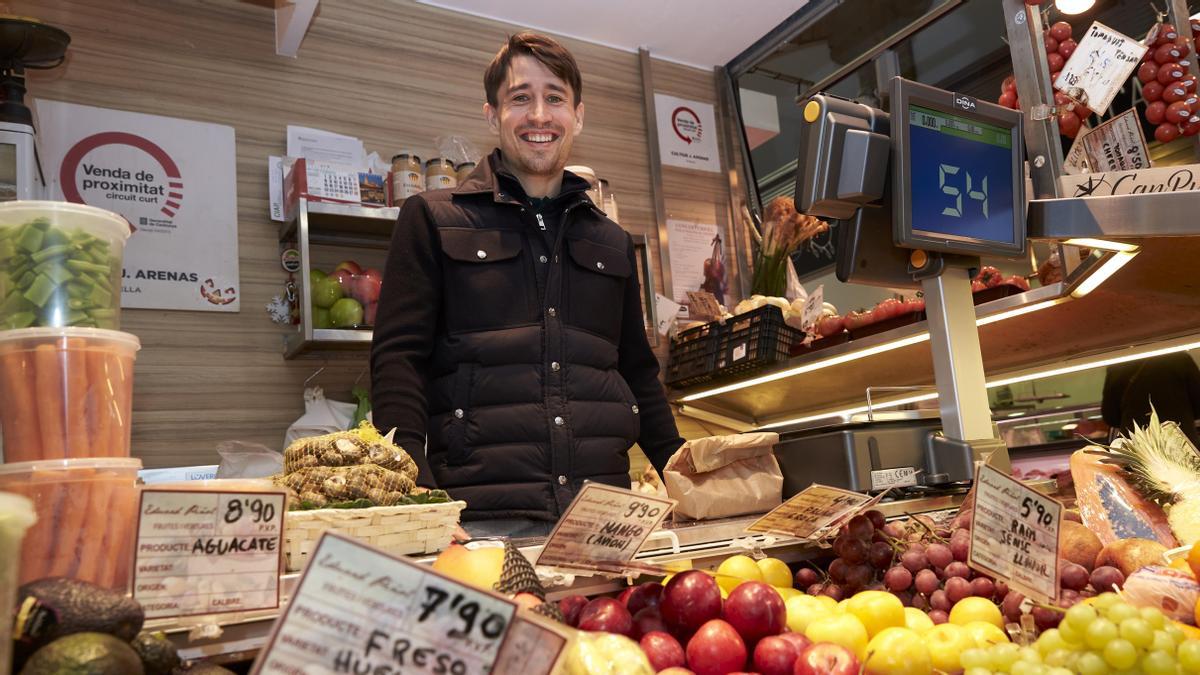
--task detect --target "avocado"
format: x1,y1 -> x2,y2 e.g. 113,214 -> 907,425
14,577 -> 145,652
19,632 -> 145,675
174,663 -> 237,674
132,632 -> 181,675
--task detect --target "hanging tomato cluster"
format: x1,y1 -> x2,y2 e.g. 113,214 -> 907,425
1138,21 -> 1200,142
996,20 -> 1088,138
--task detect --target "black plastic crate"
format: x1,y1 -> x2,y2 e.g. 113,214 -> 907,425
665,320 -> 724,389
713,304 -> 801,381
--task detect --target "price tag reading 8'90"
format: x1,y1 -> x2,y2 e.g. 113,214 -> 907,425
967,463 -> 1063,604
252,532 -> 515,675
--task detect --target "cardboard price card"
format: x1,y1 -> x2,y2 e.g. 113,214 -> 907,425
252,532 -> 516,675
536,483 -> 676,574
133,489 -> 285,619
1054,22 -> 1147,115
491,612 -> 572,675
745,484 -> 873,540
1081,109 -> 1150,173
968,463 -> 1064,604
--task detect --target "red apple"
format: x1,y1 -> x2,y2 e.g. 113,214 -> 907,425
793,642 -> 860,675
686,620 -> 747,675
657,669 -> 696,675
334,260 -> 363,276
632,607 -> 670,639
640,631 -> 686,671
577,597 -> 634,636
558,595 -> 588,627
661,570 -> 723,639
754,635 -> 802,675
723,581 -> 786,645
777,632 -> 811,654
364,301 -> 378,326
619,582 -> 664,615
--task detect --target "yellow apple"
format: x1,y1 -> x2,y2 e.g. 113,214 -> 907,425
757,557 -> 793,588
716,554 -> 763,594
925,623 -> 975,672
863,627 -> 932,675
846,590 -> 906,638
949,596 -> 1005,628
963,620 -> 1010,647
812,595 -> 838,613
805,613 -> 870,661
430,542 -> 505,590
903,606 -> 935,634
775,586 -> 801,601
785,594 -> 831,634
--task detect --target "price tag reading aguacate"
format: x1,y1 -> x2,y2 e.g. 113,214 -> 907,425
133,489 -> 285,619
746,484 -> 873,540
968,463 -> 1063,604
252,532 -> 516,675
536,483 -> 676,574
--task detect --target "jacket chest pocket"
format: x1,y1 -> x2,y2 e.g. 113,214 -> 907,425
565,237 -> 631,342
439,228 -> 537,332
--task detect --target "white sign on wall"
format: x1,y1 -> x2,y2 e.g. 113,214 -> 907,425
666,219 -> 724,313
655,93 -> 721,173
37,100 -> 240,312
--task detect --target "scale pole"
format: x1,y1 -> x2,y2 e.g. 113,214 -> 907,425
921,268 -> 995,443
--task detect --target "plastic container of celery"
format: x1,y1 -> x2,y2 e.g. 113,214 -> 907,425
0,201 -> 130,330
0,459 -> 141,593
0,327 -> 140,462
0,491 -> 36,675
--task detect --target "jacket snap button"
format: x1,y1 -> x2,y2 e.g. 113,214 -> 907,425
596,261 -> 605,270
539,255 -> 548,263
554,416 -> 564,426
454,408 -> 464,419
550,361 -> 560,372
547,307 -> 557,317
476,250 -> 487,259
632,405 -> 639,414
558,475 -> 568,485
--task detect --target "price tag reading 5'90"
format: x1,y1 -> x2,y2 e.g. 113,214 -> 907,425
252,532 -> 516,675
967,463 -> 1063,604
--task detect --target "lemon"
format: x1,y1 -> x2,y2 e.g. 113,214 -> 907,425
715,554 -> 763,594
949,596 -> 1005,629
756,557 -> 793,588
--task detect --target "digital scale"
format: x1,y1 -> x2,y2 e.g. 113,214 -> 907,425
776,77 -> 1023,493
0,16 -> 71,201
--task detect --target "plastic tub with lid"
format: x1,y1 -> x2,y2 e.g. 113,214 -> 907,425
0,201 -> 131,330
0,458 -> 142,592
0,327 -> 140,462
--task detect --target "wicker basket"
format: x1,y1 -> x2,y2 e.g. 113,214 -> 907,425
283,500 -> 466,572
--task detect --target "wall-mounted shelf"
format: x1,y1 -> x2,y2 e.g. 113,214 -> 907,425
280,199 -> 396,359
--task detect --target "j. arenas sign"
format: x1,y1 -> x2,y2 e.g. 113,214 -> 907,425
37,99 -> 240,312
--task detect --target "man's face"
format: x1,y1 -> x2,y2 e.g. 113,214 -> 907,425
485,54 -> 584,180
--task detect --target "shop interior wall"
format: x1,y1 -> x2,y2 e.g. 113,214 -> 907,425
23,0 -> 738,469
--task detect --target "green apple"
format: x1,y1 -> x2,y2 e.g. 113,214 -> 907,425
310,268 -> 327,284
311,305 -> 332,329
329,297 -> 364,328
312,275 -> 343,309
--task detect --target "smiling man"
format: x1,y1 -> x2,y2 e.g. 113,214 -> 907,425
370,32 -> 684,538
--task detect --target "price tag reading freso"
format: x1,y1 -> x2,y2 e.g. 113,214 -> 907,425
746,484 -> 872,540
536,483 -> 676,574
1054,22 -> 1147,115
253,532 -> 516,675
968,464 -> 1063,603
133,489 -> 285,619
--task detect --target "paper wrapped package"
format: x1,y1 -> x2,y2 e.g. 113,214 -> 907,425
663,432 -> 782,520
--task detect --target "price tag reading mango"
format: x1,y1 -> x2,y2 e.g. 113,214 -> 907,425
536,483 -> 676,574
746,484 -> 872,540
133,489 -> 285,619
968,463 -> 1063,604
252,532 -> 516,675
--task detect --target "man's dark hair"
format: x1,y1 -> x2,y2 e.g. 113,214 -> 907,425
484,31 -> 582,108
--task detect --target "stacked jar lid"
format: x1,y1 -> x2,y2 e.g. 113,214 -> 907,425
0,201 -> 142,593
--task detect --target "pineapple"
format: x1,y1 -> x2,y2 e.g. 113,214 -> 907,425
1090,406 -> 1200,544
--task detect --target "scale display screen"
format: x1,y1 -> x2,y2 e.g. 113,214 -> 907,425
892,79 -> 1025,258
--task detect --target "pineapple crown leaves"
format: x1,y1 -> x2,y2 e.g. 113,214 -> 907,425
1085,403 -> 1200,506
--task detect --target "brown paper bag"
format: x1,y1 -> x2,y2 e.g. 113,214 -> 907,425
663,432 -> 782,520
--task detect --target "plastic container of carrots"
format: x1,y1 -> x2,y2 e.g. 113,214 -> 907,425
0,327 -> 139,462
0,458 -> 141,592
0,201 -> 131,330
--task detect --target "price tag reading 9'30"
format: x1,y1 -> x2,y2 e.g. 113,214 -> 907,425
252,532 -> 516,675
967,464 -> 1063,604
133,489 -> 285,619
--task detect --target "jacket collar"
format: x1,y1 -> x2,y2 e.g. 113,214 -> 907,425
454,148 -> 592,209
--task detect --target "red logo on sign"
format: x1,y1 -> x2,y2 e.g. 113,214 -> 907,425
59,132 -> 184,218
671,106 -> 703,145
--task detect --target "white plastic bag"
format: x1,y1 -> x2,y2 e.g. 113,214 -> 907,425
283,386 -> 357,447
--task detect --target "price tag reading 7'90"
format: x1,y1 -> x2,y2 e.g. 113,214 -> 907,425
252,532 -> 516,675
968,463 -> 1063,604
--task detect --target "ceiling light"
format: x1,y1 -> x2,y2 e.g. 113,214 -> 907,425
1071,249 -> 1139,298
1062,423 -> 1079,430
1064,238 -> 1139,253
1056,0 -> 1095,14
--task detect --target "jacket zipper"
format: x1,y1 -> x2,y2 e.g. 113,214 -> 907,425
536,213 -> 546,231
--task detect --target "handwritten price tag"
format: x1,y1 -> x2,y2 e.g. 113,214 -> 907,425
1081,109 -> 1150,173
800,284 -> 824,332
133,489 -> 284,619
686,290 -> 723,321
746,484 -> 872,539
252,532 -> 515,675
1054,22 -> 1147,115
968,464 -> 1063,603
655,293 -> 684,336
536,483 -> 676,574
492,612 -> 571,675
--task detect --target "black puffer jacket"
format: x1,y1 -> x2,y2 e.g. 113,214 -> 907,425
370,150 -> 683,522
